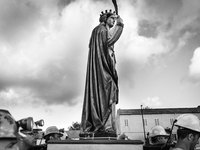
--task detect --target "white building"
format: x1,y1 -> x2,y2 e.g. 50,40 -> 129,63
116,106 -> 200,141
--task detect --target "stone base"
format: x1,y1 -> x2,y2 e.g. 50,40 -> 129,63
79,131 -> 117,140
47,140 -> 144,150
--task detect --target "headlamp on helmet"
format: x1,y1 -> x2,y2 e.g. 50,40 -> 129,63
17,117 -> 34,132
35,119 -> 44,127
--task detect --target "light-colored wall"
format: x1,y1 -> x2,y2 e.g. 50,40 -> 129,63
48,143 -> 143,150
118,115 -> 144,140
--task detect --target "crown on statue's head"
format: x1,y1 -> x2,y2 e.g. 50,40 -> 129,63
99,9 -> 116,23
100,9 -> 116,17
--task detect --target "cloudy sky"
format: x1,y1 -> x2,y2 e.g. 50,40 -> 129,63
1,0 -> 200,130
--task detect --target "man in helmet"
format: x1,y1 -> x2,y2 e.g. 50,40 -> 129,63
32,121 -> 43,145
0,109 -> 19,150
0,109 -> 35,150
148,125 -> 169,145
36,126 -> 63,150
81,9 -> 124,135
44,126 -> 63,143
171,114 -> 200,150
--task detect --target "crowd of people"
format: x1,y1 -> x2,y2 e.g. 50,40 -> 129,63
1,107 -> 200,150
20,125 -> 70,150
145,114 -> 200,150
18,114 -> 200,150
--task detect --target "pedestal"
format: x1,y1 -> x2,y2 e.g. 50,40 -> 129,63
47,140 -> 144,150
79,131 -> 117,140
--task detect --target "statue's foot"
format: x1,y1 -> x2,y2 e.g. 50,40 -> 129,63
93,127 -> 105,133
105,128 -> 116,134
79,131 -> 93,137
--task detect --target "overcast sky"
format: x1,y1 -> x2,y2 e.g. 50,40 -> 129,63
1,0 -> 200,130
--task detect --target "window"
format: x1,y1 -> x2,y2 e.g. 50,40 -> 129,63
170,118 -> 174,125
144,119 -> 147,126
124,119 -> 128,126
155,119 -> 159,125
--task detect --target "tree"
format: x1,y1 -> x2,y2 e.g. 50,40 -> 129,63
144,106 -> 152,109
68,121 -> 81,130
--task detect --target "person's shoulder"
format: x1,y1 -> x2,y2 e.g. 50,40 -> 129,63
169,147 -> 183,150
94,24 -> 106,32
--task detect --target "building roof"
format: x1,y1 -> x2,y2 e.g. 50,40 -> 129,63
117,106 -> 200,115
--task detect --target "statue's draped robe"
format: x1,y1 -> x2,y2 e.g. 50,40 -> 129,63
81,22 -> 123,133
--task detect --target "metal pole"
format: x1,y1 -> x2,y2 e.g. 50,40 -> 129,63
141,105 -> 146,143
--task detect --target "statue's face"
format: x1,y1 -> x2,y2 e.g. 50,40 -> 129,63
106,15 -> 116,28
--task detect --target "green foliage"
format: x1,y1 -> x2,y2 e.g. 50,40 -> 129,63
144,106 -> 152,109
68,121 -> 81,130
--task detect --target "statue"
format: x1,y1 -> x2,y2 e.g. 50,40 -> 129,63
80,9 -> 124,136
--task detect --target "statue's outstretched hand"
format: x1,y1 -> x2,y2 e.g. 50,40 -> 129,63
116,15 -> 123,23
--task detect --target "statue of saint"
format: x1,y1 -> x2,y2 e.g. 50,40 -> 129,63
81,9 -> 124,135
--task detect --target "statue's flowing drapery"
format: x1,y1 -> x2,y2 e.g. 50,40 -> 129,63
81,22 -> 123,133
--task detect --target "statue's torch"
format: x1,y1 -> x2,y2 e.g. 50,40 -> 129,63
112,0 -> 118,15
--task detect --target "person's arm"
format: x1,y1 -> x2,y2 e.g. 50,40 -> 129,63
18,131 -> 35,147
107,16 -> 124,46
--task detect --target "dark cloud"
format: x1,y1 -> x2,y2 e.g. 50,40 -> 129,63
57,0 -> 76,13
138,20 -> 158,38
32,59 -> 83,105
0,1 -> 43,45
0,54 -> 85,106
118,59 -> 137,88
1,0 -> 200,109
0,0 -> 89,106
136,0 -> 183,34
142,0 -> 183,18
58,0 -> 76,7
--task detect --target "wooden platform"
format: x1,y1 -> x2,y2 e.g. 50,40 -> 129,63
47,139 -> 144,150
79,132 -> 117,140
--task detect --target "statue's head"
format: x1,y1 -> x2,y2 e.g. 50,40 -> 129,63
99,9 -> 116,24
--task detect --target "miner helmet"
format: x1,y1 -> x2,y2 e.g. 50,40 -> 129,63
44,126 -> 63,138
175,114 -> 200,133
0,109 -> 18,138
149,126 -> 169,138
